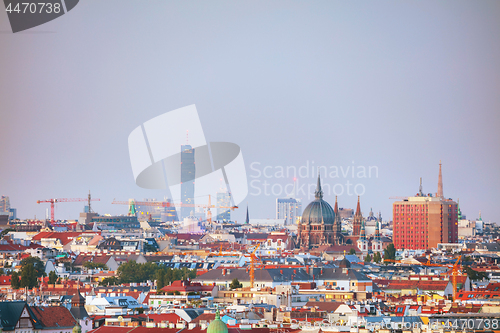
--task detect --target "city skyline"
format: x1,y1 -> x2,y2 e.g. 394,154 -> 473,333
1,1 -> 499,223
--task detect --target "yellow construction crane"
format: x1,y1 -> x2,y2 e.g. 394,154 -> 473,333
249,243 -> 261,288
112,195 -> 237,224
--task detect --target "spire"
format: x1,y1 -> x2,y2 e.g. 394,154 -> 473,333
437,160 -> 443,198
478,211 -> 482,221
334,196 -> 338,214
245,206 -> 249,224
314,172 -> 323,200
355,196 -> 361,216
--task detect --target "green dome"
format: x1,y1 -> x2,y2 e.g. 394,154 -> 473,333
207,310 -> 228,333
72,323 -> 81,333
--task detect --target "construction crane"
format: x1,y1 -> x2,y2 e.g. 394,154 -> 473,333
37,195 -> 100,221
248,243 -> 261,289
450,255 -> 462,301
112,195 -> 238,224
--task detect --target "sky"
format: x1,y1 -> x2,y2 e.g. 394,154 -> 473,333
1,1 -> 499,224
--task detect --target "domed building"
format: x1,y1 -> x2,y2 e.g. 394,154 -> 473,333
207,309 -> 228,333
298,175 -> 342,249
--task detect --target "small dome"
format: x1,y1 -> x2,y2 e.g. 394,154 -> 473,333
339,258 -> 351,268
72,323 -> 81,333
207,310 -> 228,333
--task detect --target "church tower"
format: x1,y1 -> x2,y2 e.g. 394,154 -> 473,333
372,220 -> 382,252
333,196 -> 343,244
352,196 -> 363,236
357,220 -> 368,253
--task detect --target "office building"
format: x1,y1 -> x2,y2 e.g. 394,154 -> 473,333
276,198 -> 301,226
393,162 -> 458,250
216,191 -> 231,222
181,144 -> 195,220
276,179 -> 302,226
0,196 -> 10,216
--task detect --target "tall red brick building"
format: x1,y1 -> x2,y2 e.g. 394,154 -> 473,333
393,162 -> 458,250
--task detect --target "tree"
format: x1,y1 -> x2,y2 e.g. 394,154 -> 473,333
373,252 -> 382,263
364,254 -> 372,262
117,261 -> 197,284
83,262 -> 108,270
463,266 -> 489,281
11,271 -> 20,289
99,276 -> 120,286
20,256 -> 45,277
349,248 -> 356,255
229,278 -> 242,289
0,228 -> 16,238
156,269 -> 166,291
20,263 -> 38,289
384,243 -> 396,263
48,270 -> 58,284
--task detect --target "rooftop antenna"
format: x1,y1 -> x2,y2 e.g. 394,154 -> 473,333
186,130 -> 189,144
418,178 -> 423,196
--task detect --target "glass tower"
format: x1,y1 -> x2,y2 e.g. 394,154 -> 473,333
181,145 -> 195,220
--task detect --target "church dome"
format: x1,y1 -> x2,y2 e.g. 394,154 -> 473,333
207,310 -> 228,333
302,175 -> 335,225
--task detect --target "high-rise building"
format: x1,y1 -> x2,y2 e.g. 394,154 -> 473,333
181,144 -> 195,220
393,162 -> 458,250
276,198 -> 302,226
276,179 -> 302,226
0,196 -> 10,216
216,191 -> 231,221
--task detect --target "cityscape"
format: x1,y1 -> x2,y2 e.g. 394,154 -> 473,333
1,1 -> 500,333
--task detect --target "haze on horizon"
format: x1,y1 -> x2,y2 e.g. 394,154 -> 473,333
0,1 -> 499,224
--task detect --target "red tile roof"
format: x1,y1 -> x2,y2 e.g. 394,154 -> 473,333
73,254 -> 113,266
30,306 -> 77,328
385,280 -> 448,291
31,232 -> 84,246
0,275 -> 11,285
142,313 -> 182,323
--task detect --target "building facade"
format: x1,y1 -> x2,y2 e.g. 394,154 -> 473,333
181,144 -> 195,220
276,197 -> 302,226
216,191 -> 231,222
0,195 -> 10,217
393,163 -> 458,250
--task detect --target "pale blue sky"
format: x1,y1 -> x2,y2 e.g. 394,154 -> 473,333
1,1 -> 499,223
